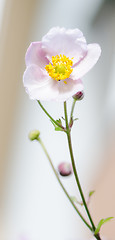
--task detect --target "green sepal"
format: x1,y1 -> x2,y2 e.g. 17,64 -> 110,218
94,217 -> 114,235
51,119 -> 64,131
89,190 -> 95,197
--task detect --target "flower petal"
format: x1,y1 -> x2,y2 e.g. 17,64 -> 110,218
23,65 -> 83,101
25,42 -> 49,68
42,27 -> 87,64
23,65 -> 59,100
71,43 -> 101,79
55,78 -> 83,102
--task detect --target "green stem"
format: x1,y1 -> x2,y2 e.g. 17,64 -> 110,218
64,101 -> 96,232
37,100 -> 64,130
38,137 -> 92,231
69,99 -> 76,124
94,233 -> 102,240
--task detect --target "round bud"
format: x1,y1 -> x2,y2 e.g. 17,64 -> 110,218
72,91 -> 84,101
28,130 -> 40,141
58,162 -> 73,176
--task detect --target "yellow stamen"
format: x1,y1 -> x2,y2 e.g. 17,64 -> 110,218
45,54 -> 73,82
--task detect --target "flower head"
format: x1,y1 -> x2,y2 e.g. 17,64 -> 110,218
23,27 -> 101,101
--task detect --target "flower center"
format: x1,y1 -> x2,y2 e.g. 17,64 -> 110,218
45,54 -> 73,83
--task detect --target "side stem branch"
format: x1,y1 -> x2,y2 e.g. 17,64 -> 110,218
38,137 -> 92,231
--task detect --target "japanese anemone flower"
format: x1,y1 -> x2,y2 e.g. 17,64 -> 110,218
23,27 -> 101,101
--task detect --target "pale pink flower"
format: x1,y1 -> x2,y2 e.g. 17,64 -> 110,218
23,27 -> 101,101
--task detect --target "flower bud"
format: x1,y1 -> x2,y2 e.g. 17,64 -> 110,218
72,91 -> 84,101
58,162 -> 73,176
28,130 -> 40,141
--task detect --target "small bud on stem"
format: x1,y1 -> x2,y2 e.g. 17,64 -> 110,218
72,91 -> 84,101
28,130 -> 40,141
58,162 -> 73,176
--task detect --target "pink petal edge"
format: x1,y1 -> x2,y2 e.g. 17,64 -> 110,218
71,43 -> 101,80
25,42 -> 49,69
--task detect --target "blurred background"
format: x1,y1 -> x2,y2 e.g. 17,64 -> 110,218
0,0 -> 115,240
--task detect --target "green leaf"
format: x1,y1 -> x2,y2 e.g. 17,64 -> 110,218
56,118 -> 62,124
73,118 -> 79,121
94,217 -> 114,235
55,126 -> 63,131
51,119 -> 64,131
89,190 -> 95,197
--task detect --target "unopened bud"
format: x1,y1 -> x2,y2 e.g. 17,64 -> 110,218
73,91 -> 84,101
28,130 -> 40,141
58,162 -> 73,176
